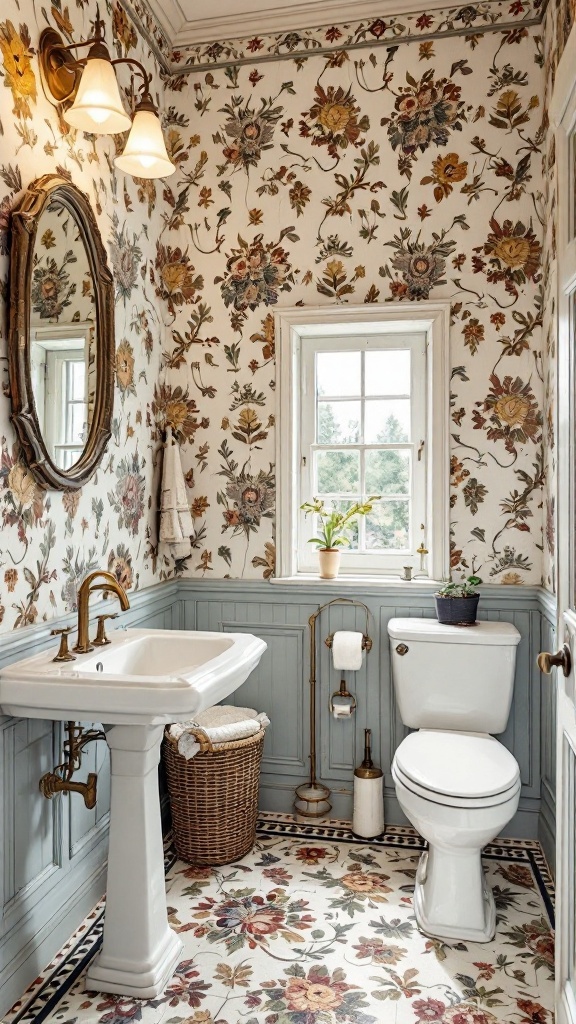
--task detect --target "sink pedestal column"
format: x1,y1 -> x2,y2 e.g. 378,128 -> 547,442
85,724 -> 182,999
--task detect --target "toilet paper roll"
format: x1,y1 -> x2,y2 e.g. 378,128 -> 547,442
331,631 -> 363,671
332,704 -> 352,719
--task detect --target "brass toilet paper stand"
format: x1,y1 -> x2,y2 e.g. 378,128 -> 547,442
294,597 -> 372,820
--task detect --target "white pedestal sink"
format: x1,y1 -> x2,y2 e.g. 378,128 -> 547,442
0,628 -> 267,998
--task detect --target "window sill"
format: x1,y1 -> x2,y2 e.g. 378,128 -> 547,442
270,574 -> 441,588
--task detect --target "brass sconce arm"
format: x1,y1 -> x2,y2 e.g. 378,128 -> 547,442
39,7 -> 154,109
110,57 -> 152,97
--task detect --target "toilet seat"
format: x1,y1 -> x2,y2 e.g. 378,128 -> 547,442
393,730 -> 520,809
393,761 -> 521,809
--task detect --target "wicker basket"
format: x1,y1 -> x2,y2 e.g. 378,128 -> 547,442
163,726 -> 265,865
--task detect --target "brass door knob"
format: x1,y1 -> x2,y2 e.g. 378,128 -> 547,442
537,644 -> 572,678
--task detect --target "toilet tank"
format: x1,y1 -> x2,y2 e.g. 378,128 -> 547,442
388,618 -> 521,734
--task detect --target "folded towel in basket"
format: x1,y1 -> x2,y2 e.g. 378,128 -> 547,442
168,706 -> 270,760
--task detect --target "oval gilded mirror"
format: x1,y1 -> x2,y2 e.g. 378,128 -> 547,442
9,174 -> 114,490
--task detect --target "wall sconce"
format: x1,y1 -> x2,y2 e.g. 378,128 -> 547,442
39,7 -> 175,179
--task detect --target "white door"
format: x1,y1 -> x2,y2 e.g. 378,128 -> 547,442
547,26 -> 576,1024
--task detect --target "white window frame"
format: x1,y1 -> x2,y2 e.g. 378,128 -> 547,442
275,302 -> 451,581
30,323 -> 90,468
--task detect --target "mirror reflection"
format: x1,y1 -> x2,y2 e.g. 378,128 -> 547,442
29,199 -> 96,471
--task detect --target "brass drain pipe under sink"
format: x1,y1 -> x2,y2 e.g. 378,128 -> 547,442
40,720 -> 105,809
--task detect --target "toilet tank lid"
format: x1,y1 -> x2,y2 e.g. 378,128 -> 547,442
387,618 -> 521,646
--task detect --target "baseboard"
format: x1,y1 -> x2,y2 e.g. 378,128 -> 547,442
259,782 -> 540,839
538,782 -> 556,876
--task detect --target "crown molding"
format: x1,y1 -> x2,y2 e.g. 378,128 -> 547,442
166,0 -> 468,48
122,0 -> 546,74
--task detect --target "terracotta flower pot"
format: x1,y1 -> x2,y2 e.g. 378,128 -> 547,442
318,548 -> 340,579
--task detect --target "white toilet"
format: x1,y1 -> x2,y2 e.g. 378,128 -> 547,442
388,617 -> 521,943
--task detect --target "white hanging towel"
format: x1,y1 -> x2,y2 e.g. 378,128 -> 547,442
159,426 -> 194,559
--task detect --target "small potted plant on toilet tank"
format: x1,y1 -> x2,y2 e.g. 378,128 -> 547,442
434,575 -> 482,626
300,496 -> 379,579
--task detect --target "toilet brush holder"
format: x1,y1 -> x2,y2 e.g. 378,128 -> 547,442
294,780 -> 332,819
352,729 -> 384,839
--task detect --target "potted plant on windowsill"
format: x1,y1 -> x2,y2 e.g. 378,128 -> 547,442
434,575 -> 483,626
300,496 -> 379,579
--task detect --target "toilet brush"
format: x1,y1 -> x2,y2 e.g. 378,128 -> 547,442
352,729 -> 384,838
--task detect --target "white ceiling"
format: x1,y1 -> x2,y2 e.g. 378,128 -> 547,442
148,0 -> 468,51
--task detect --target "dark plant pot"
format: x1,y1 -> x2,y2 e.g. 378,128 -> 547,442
434,593 -> 479,626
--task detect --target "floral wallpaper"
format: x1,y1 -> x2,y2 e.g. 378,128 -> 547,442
0,0 -> 555,631
157,21 -> 546,585
0,0 -> 171,633
164,0 -> 544,72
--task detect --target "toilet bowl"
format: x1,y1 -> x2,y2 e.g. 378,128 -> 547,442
392,730 -> 520,941
387,618 -> 522,943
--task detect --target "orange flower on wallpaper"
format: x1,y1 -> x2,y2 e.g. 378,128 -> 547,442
421,152 -> 468,201
300,84 -> 369,159
472,373 -> 542,454
0,20 -> 36,119
115,339 -> 136,396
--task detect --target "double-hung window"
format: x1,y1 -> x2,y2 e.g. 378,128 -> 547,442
30,325 -> 89,471
275,303 -> 450,581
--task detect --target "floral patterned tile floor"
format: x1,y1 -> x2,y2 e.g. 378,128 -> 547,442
6,814 -> 555,1024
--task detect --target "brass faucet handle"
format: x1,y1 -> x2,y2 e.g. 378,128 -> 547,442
93,613 -> 118,646
51,627 -> 76,663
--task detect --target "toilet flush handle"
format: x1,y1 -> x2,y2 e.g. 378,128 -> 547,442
395,643 -> 409,656
537,644 -> 572,678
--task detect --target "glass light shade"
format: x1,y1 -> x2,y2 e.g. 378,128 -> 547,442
64,57 -> 132,135
114,108 -> 176,179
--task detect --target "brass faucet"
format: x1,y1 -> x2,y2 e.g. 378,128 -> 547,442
74,570 -> 130,653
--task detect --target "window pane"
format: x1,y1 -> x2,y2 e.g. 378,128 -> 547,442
365,350 -> 410,395
68,403 -> 86,445
315,450 -> 359,493
366,500 -> 409,549
56,448 -> 80,471
317,351 -> 361,397
70,359 -> 86,401
317,401 -> 361,443
365,399 -> 410,442
365,450 -> 410,495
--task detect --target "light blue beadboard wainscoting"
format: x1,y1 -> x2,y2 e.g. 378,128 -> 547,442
177,580 -> 556,857
0,577 -> 556,1016
0,581 -> 179,1017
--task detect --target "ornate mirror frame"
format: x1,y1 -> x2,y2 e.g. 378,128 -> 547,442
9,174 -> 114,491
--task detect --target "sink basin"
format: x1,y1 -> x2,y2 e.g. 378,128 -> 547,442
0,627 -> 267,725
0,625 -> 267,1001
